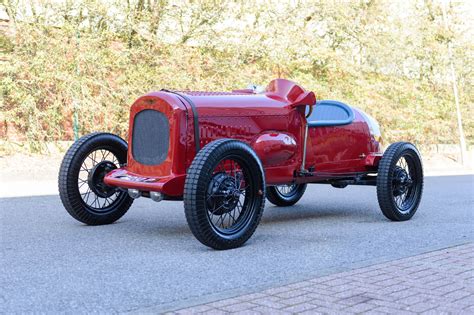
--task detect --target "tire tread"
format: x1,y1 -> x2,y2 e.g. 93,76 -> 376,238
58,132 -> 133,225
184,139 -> 265,250
376,142 -> 423,221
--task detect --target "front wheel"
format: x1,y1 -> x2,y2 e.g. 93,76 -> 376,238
184,139 -> 266,250
266,184 -> 307,206
376,142 -> 423,221
58,132 -> 134,225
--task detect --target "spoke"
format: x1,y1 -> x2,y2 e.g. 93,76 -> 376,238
207,193 -> 227,200
92,194 -> 99,208
395,195 -> 401,207
101,150 -> 108,162
219,213 -> 226,228
233,164 -> 237,182
102,150 -> 109,161
226,212 -> 232,227
236,173 -> 242,190
80,164 -> 90,173
88,153 -> 96,165
402,192 -> 407,205
83,187 -> 91,204
228,208 -> 237,224
109,192 -> 119,205
234,206 -> 241,219
216,213 -> 225,228
78,181 -> 88,189
210,203 -> 226,216
278,184 -> 295,196
231,206 -> 238,223
90,193 -> 96,207
92,150 -> 98,165
237,200 -> 244,214
239,185 -> 248,192
84,188 -> 91,203
399,194 -> 405,207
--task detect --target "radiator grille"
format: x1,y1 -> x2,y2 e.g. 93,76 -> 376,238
132,109 -> 169,165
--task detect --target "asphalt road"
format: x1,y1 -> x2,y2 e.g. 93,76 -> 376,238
1,175 -> 473,313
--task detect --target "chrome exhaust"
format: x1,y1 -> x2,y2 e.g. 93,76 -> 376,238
128,189 -> 141,199
150,191 -> 163,202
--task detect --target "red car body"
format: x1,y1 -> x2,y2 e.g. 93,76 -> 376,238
104,79 -> 382,198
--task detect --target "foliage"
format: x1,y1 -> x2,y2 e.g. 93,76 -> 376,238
0,0 -> 472,152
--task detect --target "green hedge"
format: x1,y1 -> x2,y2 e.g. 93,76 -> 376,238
1,1 -> 472,153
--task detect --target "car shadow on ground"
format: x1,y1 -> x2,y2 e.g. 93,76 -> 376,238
3,174 -> 471,243
0,194 -> 385,235
262,201 -> 383,224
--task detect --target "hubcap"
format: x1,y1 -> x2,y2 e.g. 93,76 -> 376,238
393,166 -> 412,196
78,149 -> 123,211
88,160 -> 117,198
207,172 -> 243,215
391,154 -> 420,213
205,157 -> 254,234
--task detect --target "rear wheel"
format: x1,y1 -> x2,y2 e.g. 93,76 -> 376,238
184,139 -> 266,250
58,132 -> 133,225
376,142 -> 423,221
266,184 -> 307,206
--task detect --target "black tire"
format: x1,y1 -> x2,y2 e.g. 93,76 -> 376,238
376,142 -> 423,221
184,139 -> 266,250
58,132 -> 134,225
266,184 -> 307,206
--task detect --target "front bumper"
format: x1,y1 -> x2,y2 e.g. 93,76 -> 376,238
104,168 -> 186,197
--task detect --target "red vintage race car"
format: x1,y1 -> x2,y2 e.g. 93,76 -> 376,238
59,79 -> 423,250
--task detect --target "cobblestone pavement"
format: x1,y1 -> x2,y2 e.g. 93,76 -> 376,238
170,243 -> 474,314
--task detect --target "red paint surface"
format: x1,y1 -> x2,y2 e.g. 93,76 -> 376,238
253,133 -> 297,166
104,79 -> 382,195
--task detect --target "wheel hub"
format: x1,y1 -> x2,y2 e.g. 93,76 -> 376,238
88,161 -> 117,198
393,166 -> 412,196
207,172 -> 242,215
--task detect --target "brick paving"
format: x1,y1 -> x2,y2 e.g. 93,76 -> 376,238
170,243 -> 474,314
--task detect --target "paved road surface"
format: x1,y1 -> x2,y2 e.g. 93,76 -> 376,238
173,243 -> 474,314
1,175 -> 473,313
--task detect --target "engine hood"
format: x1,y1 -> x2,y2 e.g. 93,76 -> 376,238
144,79 -> 316,117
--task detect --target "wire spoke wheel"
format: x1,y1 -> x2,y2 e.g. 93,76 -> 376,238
184,139 -> 265,250
267,183 -> 307,207
391,155 -> 421,213
206,158 -> 253,234
377,142 -> 423,221
59,132 -> 133,225
78,149 -> 122,213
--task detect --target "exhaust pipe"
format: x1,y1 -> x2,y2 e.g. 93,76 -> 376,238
128,189 -> 141,199
128,189 -> 163,202
150,191 -> 163,202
